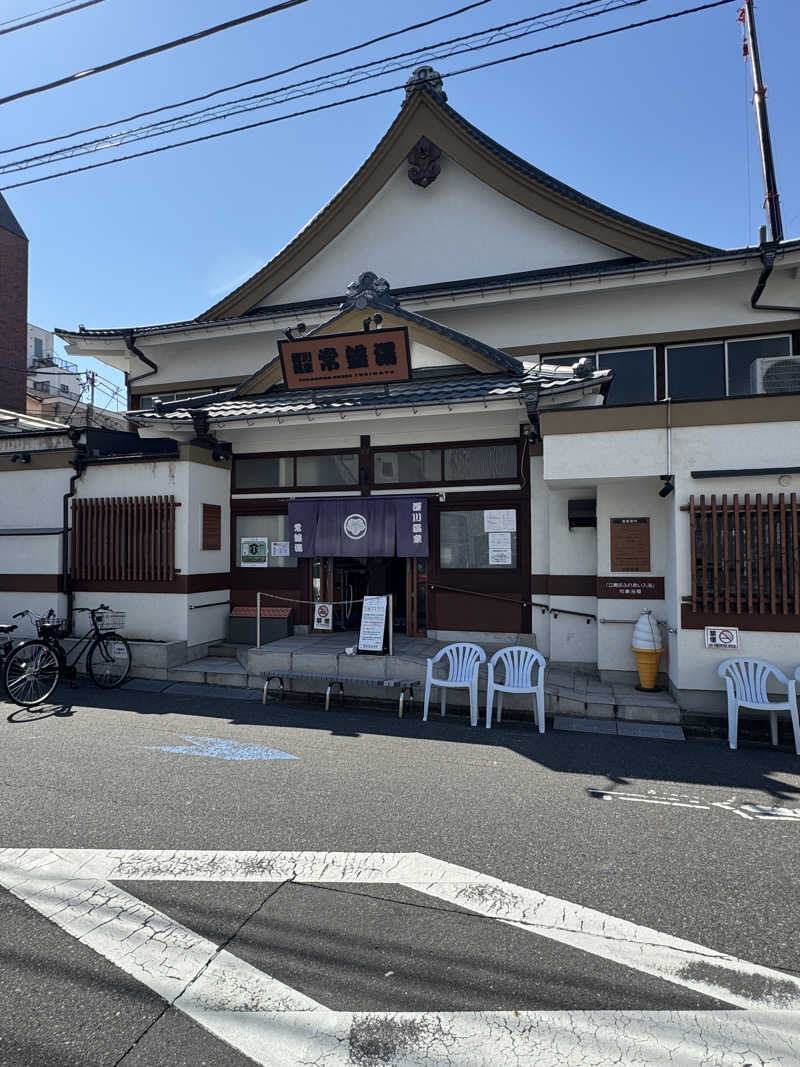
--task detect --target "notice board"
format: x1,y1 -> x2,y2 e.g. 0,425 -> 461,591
610,517 -> 650,573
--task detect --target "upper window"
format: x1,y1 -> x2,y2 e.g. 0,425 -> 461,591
666,343 -> 725,401
233,452 -> 359,491
537,350 -> 656,405
597,349 -> 655,405
33,337 -> 43,359
374,449 -> 440,485
443,444 -> 517,481
726,335 -> 792,396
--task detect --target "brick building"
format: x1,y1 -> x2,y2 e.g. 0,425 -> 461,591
0,192 -> 27,413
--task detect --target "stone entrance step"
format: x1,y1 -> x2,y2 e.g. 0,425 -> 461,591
168,657 -> 247,688
545,668 -> 681,726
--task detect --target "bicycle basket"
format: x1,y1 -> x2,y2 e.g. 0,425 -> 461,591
95,611 -> 126,632
36,617 -> 70,639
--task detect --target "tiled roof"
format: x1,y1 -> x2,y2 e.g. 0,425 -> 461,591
132,365 -> 609,425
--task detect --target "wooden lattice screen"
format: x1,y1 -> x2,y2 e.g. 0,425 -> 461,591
686,493 -> 800,616
71,496 -> 178,582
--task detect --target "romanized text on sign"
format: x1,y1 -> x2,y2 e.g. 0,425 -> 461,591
279,327 -> 412,391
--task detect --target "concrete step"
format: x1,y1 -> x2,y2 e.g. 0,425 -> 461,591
168,657 -> 247,688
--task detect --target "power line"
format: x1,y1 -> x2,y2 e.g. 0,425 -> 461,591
0,0 -> 82,28
1,0 -> 737,191
2,0 -> 643,174
0,0 -> 105,38
0,0 -> 311,108
0,0 -> 501,157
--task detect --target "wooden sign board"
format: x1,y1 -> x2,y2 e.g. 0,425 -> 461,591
597,577 -> 665,599
610,517 -> 650,573
279,327 -> 411,391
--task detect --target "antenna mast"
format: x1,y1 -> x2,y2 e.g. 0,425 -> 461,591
741,1 -> 783,244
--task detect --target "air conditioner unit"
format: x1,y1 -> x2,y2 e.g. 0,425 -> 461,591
750,356 -> 800,395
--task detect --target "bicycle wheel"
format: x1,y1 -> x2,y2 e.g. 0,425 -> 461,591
87,634 -> 131,689
3,641 -> 60,707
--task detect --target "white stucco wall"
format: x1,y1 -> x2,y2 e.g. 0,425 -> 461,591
541,414 -> 800,698
266,159 -> 626,305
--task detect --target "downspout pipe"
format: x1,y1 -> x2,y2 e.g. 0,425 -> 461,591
750,244 -> 800,318
63,437 -> 87,636
125,331 -> 158,389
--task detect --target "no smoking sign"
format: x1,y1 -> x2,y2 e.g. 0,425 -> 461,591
705,626 -> 739,649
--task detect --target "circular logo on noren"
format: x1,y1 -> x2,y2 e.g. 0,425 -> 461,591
344,513 -> 368,540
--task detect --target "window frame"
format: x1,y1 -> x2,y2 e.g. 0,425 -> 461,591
436,502 -> 522,574
233,447 -> 362,494
596,346 -> 657,405
724,333 -> 792,398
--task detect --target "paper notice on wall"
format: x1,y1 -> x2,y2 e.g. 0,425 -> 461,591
239,537 -> 268,567
484,509 -> 516,533
488,531 -> 512,566
271,541 -> 290,556
358,595 -> 388,652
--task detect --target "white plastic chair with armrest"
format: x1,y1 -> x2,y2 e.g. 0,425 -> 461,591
423,643 -> 486,728
717,658 -> 799,754
486,646 -> 546,731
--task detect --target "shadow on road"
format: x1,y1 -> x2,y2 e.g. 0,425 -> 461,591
3,680 -> 799,802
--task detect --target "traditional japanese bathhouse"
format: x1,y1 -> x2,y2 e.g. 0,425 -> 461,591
56,66 -> 800,711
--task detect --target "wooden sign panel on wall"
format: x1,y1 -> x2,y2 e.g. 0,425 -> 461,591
279,327 -> 411,391
610,517 -> 651,572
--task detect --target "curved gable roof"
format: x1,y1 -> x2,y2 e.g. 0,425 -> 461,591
201,83 -> 716,322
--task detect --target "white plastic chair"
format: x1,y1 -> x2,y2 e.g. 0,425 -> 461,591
423,643 -> 486,727
486,647 -> 546,732
717,658 -> 800,754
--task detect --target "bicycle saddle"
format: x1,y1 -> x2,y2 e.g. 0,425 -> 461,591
0,624 -> 17,634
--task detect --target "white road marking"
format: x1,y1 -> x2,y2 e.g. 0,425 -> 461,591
1,848 -> 798,1066
590,786 -> 800,821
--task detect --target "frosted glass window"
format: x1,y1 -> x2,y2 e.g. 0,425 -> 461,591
296,453 -> 358,486
235,514 -> 297,568
374,449 -> 441,484
235,456 -> 294,489
444,444 -> 517,482
439,510 -> 517,569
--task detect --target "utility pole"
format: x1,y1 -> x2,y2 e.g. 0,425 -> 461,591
86,370 -> 96,427
741,0 -> 783,244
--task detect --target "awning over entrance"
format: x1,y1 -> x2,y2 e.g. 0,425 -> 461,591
289,496 -> 428,557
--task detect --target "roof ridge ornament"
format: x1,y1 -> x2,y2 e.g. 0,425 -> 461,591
404,65 -> 447,105
343,271 -> 398,310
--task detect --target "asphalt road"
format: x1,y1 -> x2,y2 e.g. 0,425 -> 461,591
0,680 -> 798,1066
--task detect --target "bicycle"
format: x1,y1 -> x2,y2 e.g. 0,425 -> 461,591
2,604 -> 132,708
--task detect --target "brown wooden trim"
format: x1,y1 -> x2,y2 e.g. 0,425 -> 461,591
0,573 -> 62,592
680,604 -> 800,632
71,573 -> 230,594
203,91 -> 707,320
541,393 -> 800,436
531,574 -> 596,596
0,451 -> 75,472
202,503 -> 222,551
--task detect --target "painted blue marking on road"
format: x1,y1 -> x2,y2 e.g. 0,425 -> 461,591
147,735 -> 298,761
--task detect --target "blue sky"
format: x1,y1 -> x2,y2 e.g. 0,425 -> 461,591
2,0 -> 798,402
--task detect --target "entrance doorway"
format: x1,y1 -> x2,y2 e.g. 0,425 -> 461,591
316,557 -> 408,632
